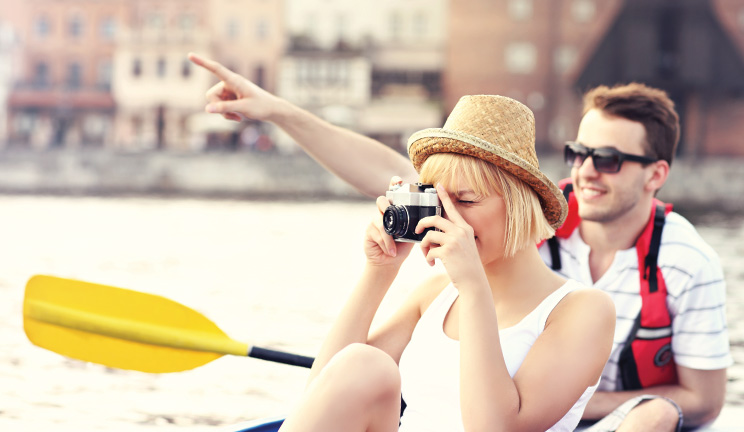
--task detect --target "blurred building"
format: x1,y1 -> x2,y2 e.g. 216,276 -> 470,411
0,12 -> 21,149
2,0 -> 744,156
111,0 -> 211,151
276,0 -> 446,153
5,0 -> 127,149
202,0 -> 285,151
446,0 -> 744,156
208,0 -> 284,93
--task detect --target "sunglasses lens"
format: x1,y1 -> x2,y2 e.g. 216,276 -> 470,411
565,145 -> 586,167
593,151 -> 622,173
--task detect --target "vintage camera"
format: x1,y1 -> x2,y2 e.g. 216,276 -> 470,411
383,183 -> 441,242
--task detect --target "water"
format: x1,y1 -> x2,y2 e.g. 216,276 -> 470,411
0,196 -> 741,431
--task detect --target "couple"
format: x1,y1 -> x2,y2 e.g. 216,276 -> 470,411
189,54 -> 730,432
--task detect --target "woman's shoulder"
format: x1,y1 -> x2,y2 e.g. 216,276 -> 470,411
557,281 -> 616,325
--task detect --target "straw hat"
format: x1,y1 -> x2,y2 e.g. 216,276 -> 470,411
407,95 -> 567,228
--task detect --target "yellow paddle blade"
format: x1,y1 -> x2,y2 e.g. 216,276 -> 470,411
23,275 -> 248,373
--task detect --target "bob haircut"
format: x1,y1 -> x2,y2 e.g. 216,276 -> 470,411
419,152 -> 555,258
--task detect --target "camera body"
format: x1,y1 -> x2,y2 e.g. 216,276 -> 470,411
383,183 -> 441,243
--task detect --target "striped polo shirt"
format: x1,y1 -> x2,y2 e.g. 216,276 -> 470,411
538,211 -> 732,391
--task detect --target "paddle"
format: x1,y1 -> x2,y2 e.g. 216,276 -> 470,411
23,275 -> 315,373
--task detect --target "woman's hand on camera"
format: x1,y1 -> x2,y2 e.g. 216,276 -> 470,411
416,184 -> 485,289
188,53 -> 283,122
364,196 -> 413,268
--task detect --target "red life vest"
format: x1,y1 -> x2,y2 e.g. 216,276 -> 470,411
543,179 -> 677,390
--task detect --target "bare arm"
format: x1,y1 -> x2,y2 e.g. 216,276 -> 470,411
582,366 -> 727,427
188,53 -> 417,197
306,196 -> 416,383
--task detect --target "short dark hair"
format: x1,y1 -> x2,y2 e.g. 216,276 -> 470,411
582,83 -> 680,166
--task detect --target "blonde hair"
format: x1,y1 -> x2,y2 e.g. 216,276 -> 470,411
419,153 -> 555,257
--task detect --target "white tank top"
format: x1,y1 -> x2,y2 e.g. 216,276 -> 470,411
398,280 -> 597,432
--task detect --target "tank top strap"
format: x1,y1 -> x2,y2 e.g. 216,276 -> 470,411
537,280 -> 579,333
419,282 -> 458,326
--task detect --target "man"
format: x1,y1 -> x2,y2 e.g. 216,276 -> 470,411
189,53 -> 731,431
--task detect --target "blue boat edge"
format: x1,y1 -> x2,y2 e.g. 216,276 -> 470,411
221,417 -> 284,432
219,405 -> 744,432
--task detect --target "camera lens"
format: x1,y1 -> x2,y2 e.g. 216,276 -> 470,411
383,205 -> 409,238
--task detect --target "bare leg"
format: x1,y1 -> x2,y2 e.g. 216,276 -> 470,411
279,343 -> 401,432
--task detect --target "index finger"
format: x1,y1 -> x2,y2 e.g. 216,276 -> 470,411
188,52 -> 235,82
435,183 -> 466,224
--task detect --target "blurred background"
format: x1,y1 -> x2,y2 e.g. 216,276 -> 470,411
0,0 -> 742,202
0,1 -> 743,430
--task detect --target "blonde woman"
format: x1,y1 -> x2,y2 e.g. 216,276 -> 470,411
268,95 -> 615,432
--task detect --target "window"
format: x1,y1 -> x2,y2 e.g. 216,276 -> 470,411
97,60 -> 112,88
147,13 -> 164,29
69,14 -> 84,37
132,58 -> 142,77
505,42 -> 537,74
100,17 -> 116,40
181,59 -> 191,78
527,92 -> 545,111
254,65 -> 265,88
15,112 -> 36,134
304,13 -> 317,39
34,62 -> 49,87
256,19 -> 268,40
335,13 -> 347,42
84,114 -> 106,137
179,14 -> 195,31
554,45 -> 577,74
67,62 -> 82,88
571,0 -> 596,23
389,11 -> 403,40
227,18 -> 240,39
508,0 -> 533,21
35,16 -> 51,38
157,57 -> 167,78
413,11 -> 428,37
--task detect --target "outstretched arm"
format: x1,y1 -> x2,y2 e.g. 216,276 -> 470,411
188,53 -> 418,197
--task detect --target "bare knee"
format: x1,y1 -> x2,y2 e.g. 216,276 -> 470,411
321,343 -> 401,403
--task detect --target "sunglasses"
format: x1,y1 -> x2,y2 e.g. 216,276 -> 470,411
564,141 -> 658,174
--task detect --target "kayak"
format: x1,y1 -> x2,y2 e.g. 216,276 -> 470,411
223,405 -> 744,432
223,417 -> 283,432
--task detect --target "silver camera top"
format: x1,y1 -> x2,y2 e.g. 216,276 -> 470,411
386,183 -> 440,207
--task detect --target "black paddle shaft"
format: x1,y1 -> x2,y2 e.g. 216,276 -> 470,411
248,346 -> 315,368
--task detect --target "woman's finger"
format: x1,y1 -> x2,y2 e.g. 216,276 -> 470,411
205,82 -> 225,102
376,195 -> 390,213
374,196 -> 398,256
415,214 -> 454,237
389,176 -> 403,189
420,229 -> 445,250
189,52 -> 233,82
189,52 -> 246,94
435,183 -> 467,225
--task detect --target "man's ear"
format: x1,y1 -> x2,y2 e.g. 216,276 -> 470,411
646,160 -> 670,193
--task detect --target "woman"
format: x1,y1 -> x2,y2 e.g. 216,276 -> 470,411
272,95 -> 616,432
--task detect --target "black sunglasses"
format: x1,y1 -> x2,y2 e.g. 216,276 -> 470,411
564,141 -> 658,174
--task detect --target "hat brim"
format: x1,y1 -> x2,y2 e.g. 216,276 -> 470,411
408,128 -> 567,229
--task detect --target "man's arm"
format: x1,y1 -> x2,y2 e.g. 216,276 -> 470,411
188,53 -> 417,197
583,366 -> 727,427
